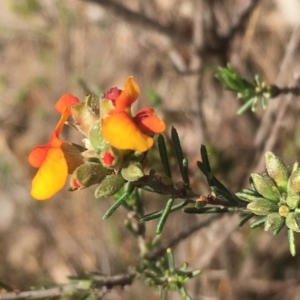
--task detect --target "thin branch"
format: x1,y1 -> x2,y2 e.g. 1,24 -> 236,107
0,272 -> 135,300
81,0 -> 260,58
252,26 -> 300,173
80,0 -> 191,44
196,0 -> 261,56
0,215 -> 222,300
221,0 -> 261,46
0,284 -> 79,300
145,215 -> 221,260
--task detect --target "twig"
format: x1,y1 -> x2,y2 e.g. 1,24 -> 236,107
196,0 -> 261,56
252,26 -> 300,173
220,0 -> 261,47
80,0 -> 191,44
0,214 -> 222,300
0,272 -> 136,300
145,215 -> 221,260
235,279 -> 288,295
0,283 -> 79,300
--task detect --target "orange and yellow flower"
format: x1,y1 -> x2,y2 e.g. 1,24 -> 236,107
102,76 -> 165,152
28,94 -> 81,200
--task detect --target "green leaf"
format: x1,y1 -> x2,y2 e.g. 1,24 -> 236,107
250,217 -> 266,228
157,134 -> 172,178
156,198 -> 175,234
171,127 -> 189,186
140,201 -> 189,221
238,212 -> 255,227
102,182 -> 134,219
288,228 -> 296,256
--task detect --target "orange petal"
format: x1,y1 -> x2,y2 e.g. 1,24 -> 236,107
53,107 -> 69,137
55,94 -> 80,116
115,76 -> 140,112
31,146 -> 68,200
135,108 -> 166,134
102,112 -> 153,152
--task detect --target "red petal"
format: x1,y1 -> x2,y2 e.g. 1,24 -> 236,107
134,108 -> 166,134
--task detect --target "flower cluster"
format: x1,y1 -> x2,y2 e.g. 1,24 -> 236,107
237,152 -> 300,234
28,76 -> 165,200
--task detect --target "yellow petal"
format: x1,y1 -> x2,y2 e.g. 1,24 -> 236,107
31,146 -> 68,200
102,112 -> 153,152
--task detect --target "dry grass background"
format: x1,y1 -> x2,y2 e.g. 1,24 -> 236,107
1,0 -> 300,299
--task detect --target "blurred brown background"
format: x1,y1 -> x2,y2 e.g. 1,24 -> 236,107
1,0 -> 300,299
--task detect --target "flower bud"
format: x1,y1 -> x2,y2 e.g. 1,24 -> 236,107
71,102 -> 98,136
69,162 -> 107,191
94,173 -> 125,198
103,87 -> 122,101
88,120 -> 105,151
85,94 -> 100,117
251,173 -> 280,202
286,194 -> 300,210
100,98 -> 115,120
121,162 -> 144,181
286,212 -> 300,232
264,212 -> 285,234
278,205 -> 290,217
287,168 -> 300,196
235,192 -> 261,202
99,146 -> 123,168
265,152 -> 289,193
247,198 -> 278,216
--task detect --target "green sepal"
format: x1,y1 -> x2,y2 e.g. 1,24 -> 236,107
265,152 -> 289,193
247,198 -> 278,216
88,120 -> 106,151
287,168 -> 300,196
85,94 -> 100,117
94,173 -> 125,198
69,162 -> 107,190
71,102 -> 99,136
251,173 -> 280,202
235,192 -> 265,202
121,162 -> 144,182
264,212 -> 285,235
286,212 -> 300,232
100,98 -> 114,119
286,194 -> 300,210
